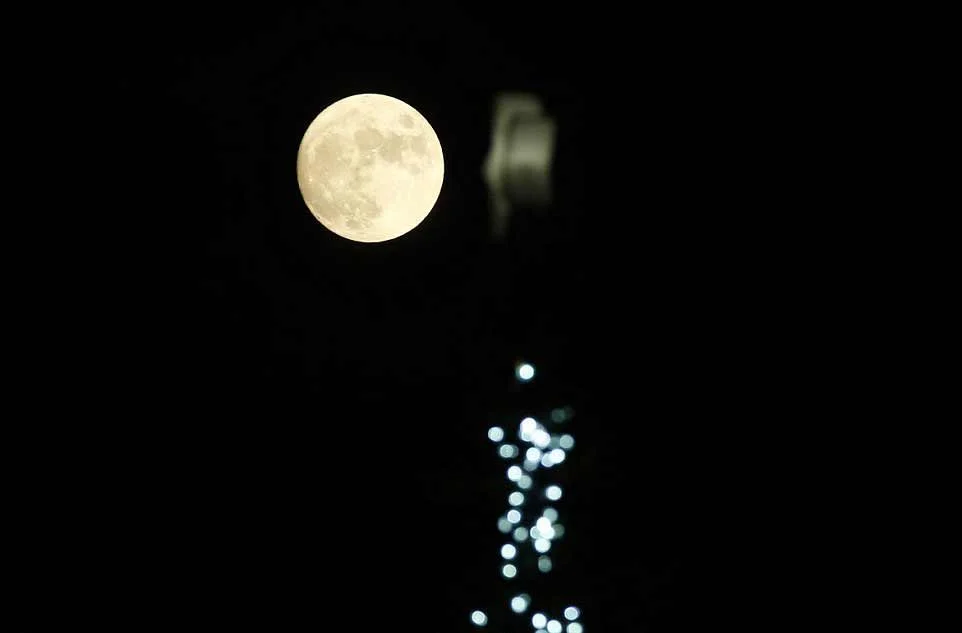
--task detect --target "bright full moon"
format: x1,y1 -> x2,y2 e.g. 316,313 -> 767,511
296,93 -> 444,243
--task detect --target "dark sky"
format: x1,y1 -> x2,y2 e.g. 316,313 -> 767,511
10,5 -> 763,631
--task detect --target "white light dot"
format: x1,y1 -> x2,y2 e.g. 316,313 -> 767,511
518,474 -> 533,489
507,509 -> 522,524
520,417 -> 537,434
550,448 -> 566,463
559,434 -> 575,449
529,525 -> 541,539
511,594 -> 530,613
567,624 -> 583,633
523,459 -> 539,472
552,523 -> 565,538
517,363 -> 535,381
546,485 -> 563,501
532,613 -> 548,629
471,610 -> 488,626
526,447 -> 542,462
499,444 -> 519,459
502,563 -> 517,578
542,507 -> 559,522
532,429 -> 551,449
509,491 -> 525,506
540,524 -> 556,540
488,427 -> 504,442
513,526 -> 528,542
534,537 -> 551,553
501,543 -> 517,559
541,453 -> 555,468
498,517 -> 513,533
538,555 -> 552,572
507,465 -> 522,482
536,516 -> 553,532
564,607 -> 581,621
547,620 -> 563,633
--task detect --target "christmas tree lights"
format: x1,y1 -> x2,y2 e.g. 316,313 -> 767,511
470,361 -> 584,632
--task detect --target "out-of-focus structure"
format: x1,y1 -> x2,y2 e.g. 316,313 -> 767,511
483,93 -> 557,240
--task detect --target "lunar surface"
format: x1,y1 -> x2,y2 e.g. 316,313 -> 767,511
296,93 -> 444,242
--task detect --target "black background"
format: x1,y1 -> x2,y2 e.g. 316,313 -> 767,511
7,4 -> 770,631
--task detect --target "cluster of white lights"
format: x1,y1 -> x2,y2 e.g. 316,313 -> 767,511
470,362 -> 584,630
532,608 -> 584,633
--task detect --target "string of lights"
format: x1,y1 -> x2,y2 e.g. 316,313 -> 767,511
470,362 -> 584,633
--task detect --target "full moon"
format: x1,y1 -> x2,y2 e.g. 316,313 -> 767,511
296,93 -> 444,242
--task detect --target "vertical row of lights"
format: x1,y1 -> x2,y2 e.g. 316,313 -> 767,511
471,361 -> 584,633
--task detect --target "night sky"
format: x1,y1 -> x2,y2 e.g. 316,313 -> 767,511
9,5 -> 760,631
